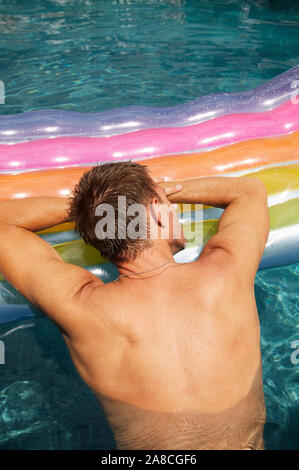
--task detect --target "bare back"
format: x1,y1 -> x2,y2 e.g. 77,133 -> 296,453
63,260 -> 266,450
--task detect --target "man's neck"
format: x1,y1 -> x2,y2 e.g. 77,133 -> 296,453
116,240 -> 175,279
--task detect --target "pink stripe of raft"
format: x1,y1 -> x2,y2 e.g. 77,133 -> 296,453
0,99 -> 298,172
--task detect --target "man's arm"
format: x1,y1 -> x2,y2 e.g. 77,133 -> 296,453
0,197 -> 102,336
162,176 -> 270,284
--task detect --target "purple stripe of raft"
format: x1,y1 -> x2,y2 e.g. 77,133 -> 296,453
0,65 -> 298,143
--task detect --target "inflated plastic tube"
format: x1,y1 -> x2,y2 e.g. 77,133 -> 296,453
39,229 -> 80,246
259,224 -> 299,270
143,131 -> 299,181
0,131 -> 298,202
0,66 -> 298,143
0,100 -> 298,172
0,304 -> 38,325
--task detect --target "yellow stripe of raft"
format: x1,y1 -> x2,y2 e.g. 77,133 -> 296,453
55,239 -> 107,266
270,197 -> 299,231
245,164 -> 299,194
38,222 -> 75,235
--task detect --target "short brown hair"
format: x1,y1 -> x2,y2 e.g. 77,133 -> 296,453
68,162 -> 160,263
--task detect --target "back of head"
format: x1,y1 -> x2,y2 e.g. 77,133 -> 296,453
68,162 -> 160,264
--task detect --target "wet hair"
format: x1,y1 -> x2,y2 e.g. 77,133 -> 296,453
68,162 -> 160,263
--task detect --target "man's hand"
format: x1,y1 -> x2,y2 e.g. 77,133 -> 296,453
152,176 -> 182,198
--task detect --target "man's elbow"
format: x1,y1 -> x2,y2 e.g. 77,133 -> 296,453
245,177 -> 268,201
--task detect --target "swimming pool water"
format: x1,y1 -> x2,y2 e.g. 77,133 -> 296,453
0,0 -> 298,450
1,0 -> 299,113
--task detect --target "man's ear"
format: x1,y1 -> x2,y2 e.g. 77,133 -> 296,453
149,197 -> 165,228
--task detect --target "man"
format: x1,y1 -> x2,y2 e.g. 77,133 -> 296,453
0,162 -> 269,449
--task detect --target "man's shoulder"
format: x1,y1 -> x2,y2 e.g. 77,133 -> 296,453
187,255 -> 236,296
69,279 -> 137,338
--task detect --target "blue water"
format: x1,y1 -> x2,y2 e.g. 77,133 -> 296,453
0,0 -> 298,449
0,0 -> 299,113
